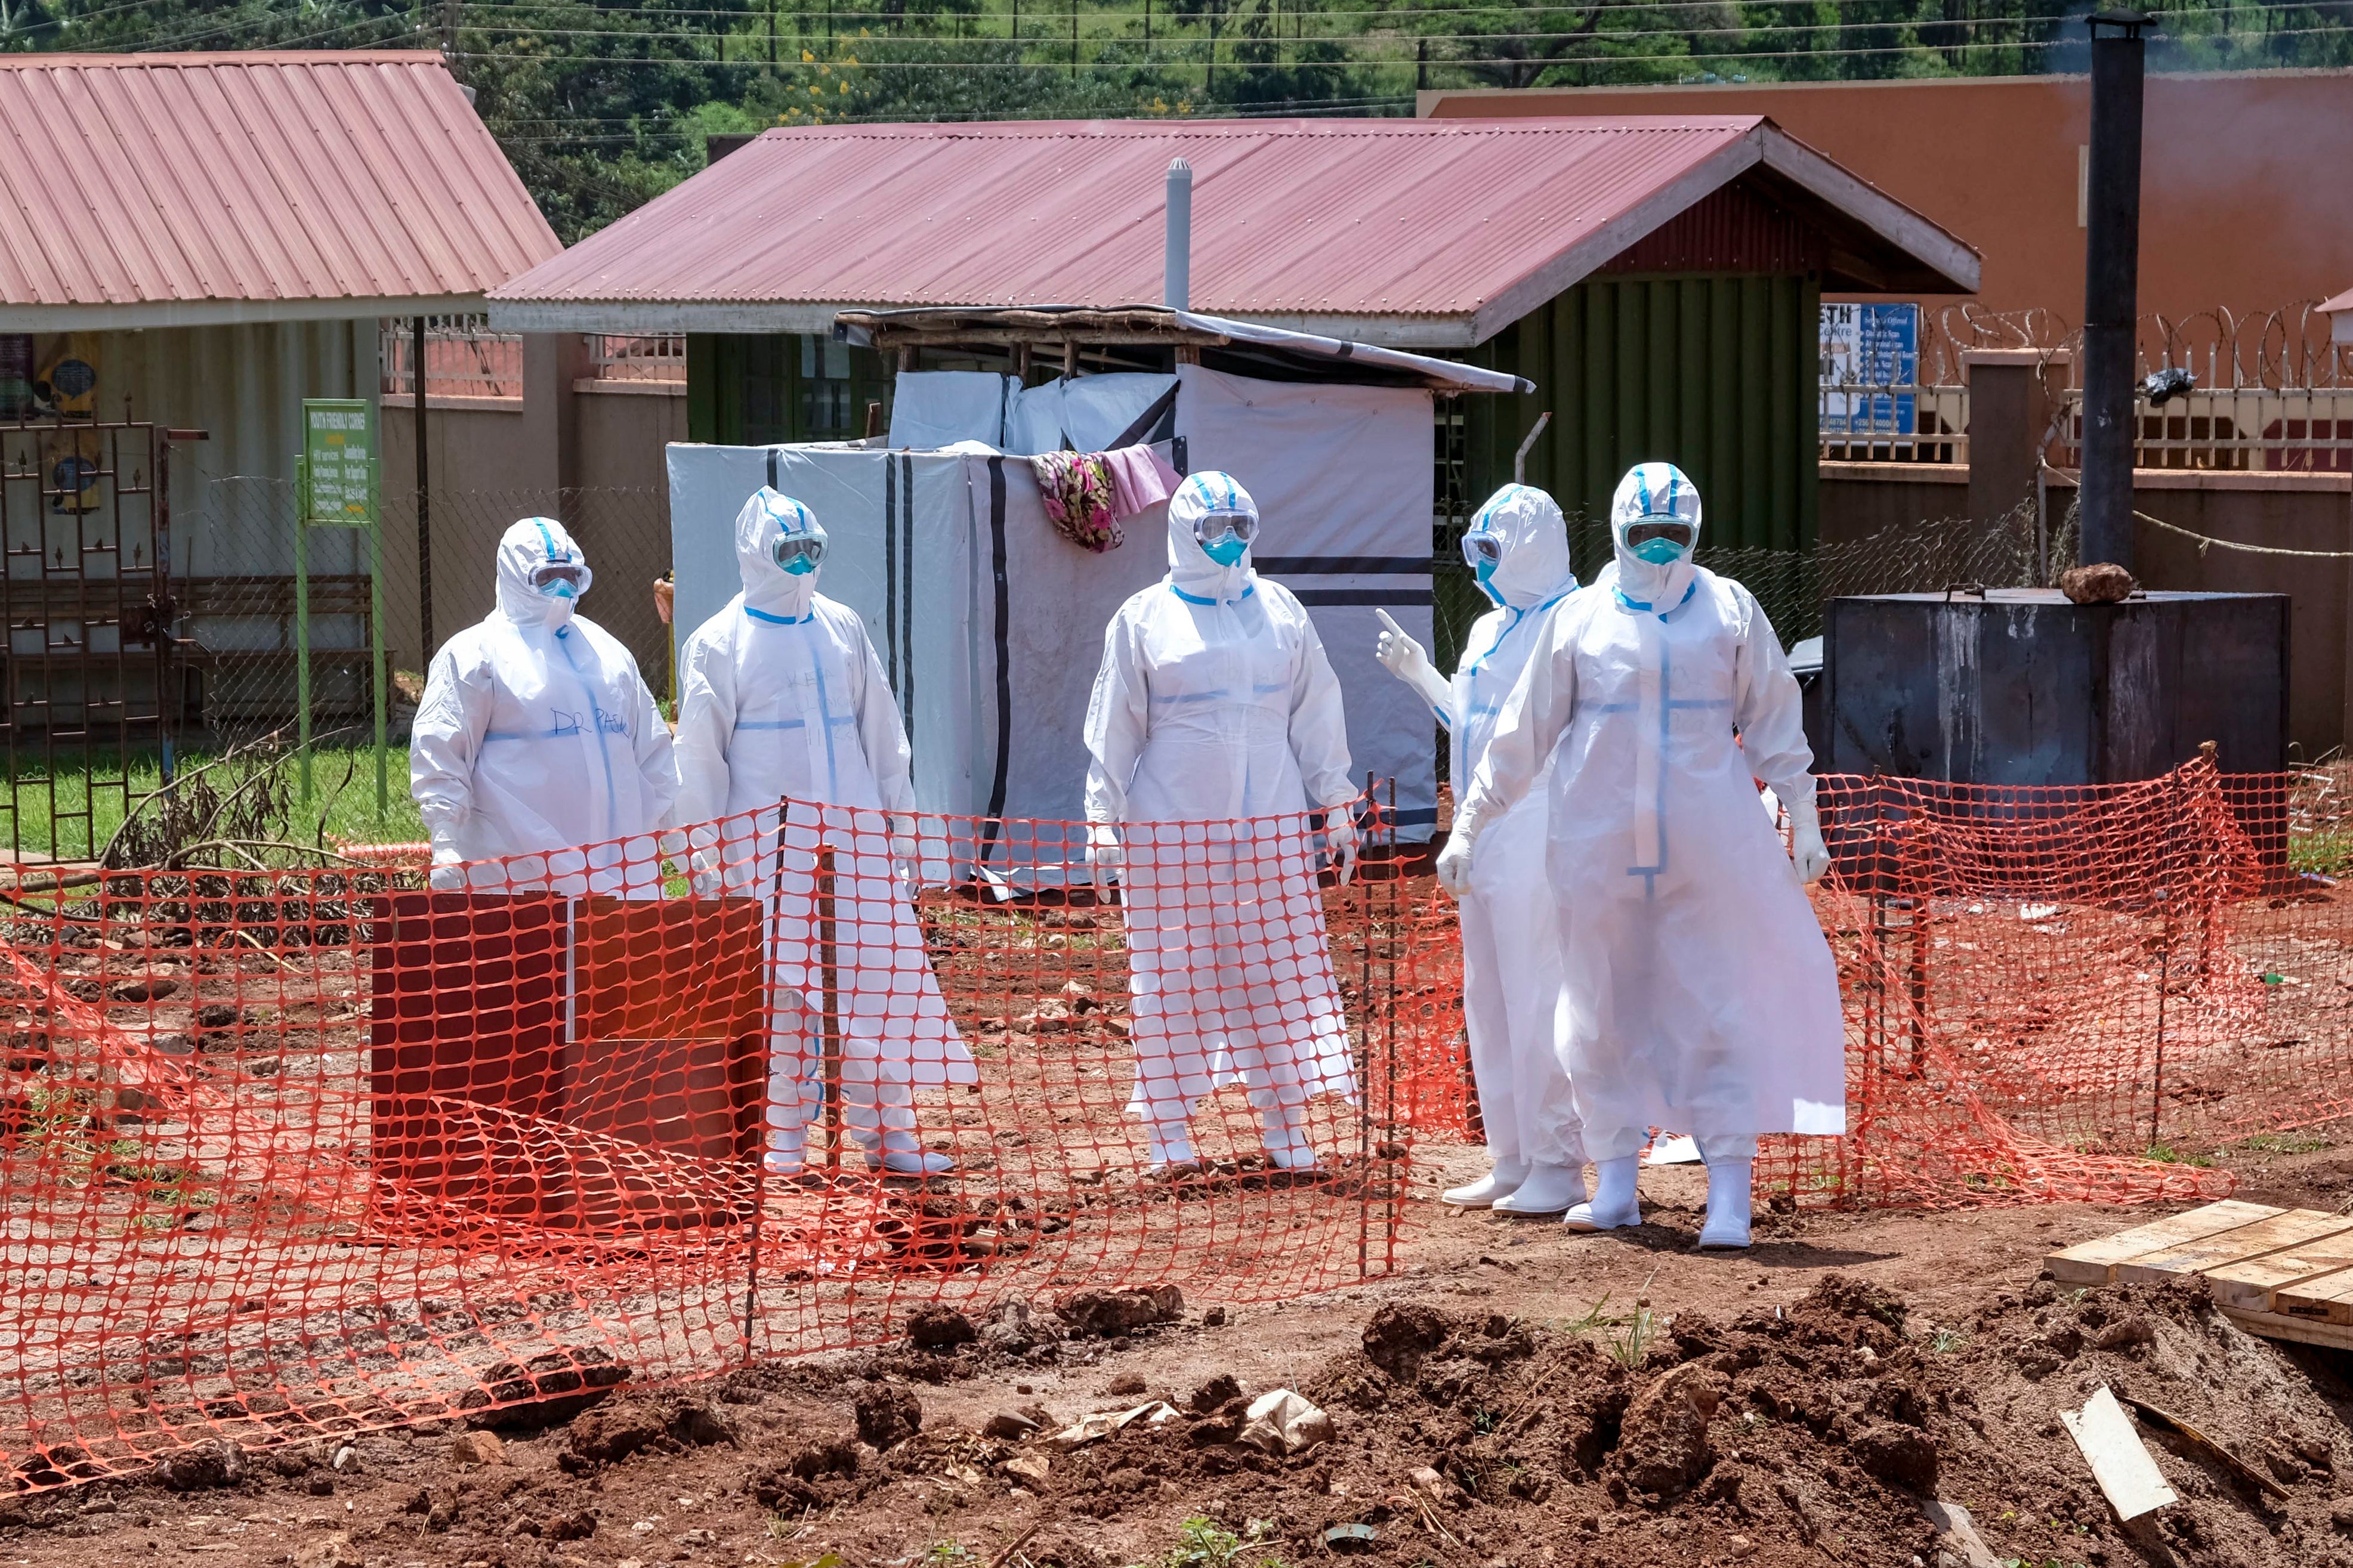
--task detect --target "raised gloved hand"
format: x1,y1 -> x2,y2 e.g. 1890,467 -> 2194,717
889,817 -> 921,886
1373,608 -> 1453,719
1086,823 -> 1123,893
1434,819 -> 1481,898
1787,795 -> 1830,884
1325,812 -> 1360,886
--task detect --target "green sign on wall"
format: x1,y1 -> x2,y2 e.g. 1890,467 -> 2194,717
302,398 -> 376,524
294,395 -> 388,814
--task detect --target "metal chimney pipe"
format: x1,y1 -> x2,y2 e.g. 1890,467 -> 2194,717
1163,157 -> 1193,311
2079,10 -> 2150,572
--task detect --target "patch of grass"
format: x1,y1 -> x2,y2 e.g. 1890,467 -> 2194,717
0,740 -> 425,861
1132,1517 -> 1282,1568
1931,1327 -> 1971,1354
2290,828 -> 2353,879
1554,1291 -> 1659,1368
2238,1131 -> 2332,1156
2144,1143 -> 2216,1168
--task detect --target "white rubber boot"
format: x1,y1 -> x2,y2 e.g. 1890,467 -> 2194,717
762,1125 -> 807,1178
1443,1158 -> 1529,1209
1561,1155 -> 1641,1232
1146,1122 -> 1200,1174
1258,1100 -> 1320,1171
866,1128 -> 955,1176
1697,1158 -> 1755,1248
1493,1161 -> 1586,1216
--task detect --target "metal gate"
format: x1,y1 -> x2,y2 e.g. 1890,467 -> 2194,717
0,416 -> 192,867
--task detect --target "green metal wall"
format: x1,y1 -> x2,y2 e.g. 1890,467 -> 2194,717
685,333 -> 892,446
1463,274 -> 1821,557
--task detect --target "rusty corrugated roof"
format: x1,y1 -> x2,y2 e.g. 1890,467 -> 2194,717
489,116 -> 1977,347
0,51 -> 558,328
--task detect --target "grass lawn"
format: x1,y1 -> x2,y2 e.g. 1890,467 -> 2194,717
0,743 -> 422,863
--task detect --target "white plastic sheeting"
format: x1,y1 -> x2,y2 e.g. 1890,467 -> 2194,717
666,364 -> 1441,878
886,367 -> 1178,458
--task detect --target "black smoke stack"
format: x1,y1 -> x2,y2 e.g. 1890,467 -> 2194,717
2079,9 -> 2150,572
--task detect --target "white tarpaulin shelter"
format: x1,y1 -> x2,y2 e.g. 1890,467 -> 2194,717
668,361 -> 1466,880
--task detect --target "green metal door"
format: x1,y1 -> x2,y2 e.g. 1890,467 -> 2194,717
686,334 -> 893,446
1463,274 -> 1820,558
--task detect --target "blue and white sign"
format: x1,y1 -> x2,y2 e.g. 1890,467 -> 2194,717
1820,302 -> 1920,437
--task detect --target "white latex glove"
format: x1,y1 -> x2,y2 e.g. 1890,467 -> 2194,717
429,842 -> 465,893
889,818 -> 921,887
1787,794 -> 1830,884
1086,823 -> 1123,893
1373,608 -> 1454,719
1325,812 -> 1360,886
1434,821 -> 1480,898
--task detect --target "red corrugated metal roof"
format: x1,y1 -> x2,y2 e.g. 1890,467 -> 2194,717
490,116 -> 1975,345
0,52 -> 557,324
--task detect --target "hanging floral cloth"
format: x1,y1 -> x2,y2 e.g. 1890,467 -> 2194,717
1030,450 -> 1125,552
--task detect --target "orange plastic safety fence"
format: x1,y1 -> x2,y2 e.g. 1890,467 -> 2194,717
0,797 -> 1418,1487
1386,755 -> 2335,1211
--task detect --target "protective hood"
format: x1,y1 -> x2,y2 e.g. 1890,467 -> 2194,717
736,486 -> 825,618
1165,471 -> 1258,605
495,517 -> 592,629
1465,483 -> 1578,611
1608,462 -> 1704,613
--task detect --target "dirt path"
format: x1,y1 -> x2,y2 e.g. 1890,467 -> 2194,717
7,1145 -> 2353,1568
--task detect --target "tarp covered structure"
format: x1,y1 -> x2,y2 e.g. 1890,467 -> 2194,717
668,363 -> 1444,879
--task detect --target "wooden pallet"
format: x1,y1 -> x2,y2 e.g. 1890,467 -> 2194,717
2047,1199 -> 2353,1350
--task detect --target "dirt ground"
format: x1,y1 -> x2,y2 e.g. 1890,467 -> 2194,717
8,1143 -> 2353,1568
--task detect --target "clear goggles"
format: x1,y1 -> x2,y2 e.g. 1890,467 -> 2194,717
1462,533 -> 1503,568
529,562 -> 586,592
1623,518 -> 1696,552
773,533 -> 826,570
1192,511 -> 1258,547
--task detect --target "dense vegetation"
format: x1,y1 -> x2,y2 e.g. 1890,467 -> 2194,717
9,1 -> 2351,238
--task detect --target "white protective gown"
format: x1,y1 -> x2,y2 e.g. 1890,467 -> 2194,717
1447,486 -> 1586,1170
672,489 -> 978,1145
1083,475 -> 1360,1134
410,518 -> 677,896
1459,476 -> 1846,1163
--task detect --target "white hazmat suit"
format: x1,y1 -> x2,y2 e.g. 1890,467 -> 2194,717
1083,472 -> 1360,1173
411,518 -> 677,896
1441,463 -> 1842,1248
674,488 -> 978,1177
1375,484 -> 1586,1214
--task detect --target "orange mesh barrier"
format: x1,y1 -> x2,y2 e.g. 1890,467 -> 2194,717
1,756 -> 2340,1486
0,797 -> 1416,1487
1388,755 -> 2315,1210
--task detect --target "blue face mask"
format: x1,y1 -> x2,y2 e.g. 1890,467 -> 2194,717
1201,532 -> 1249,568
1633,537 -> 1687,565
529,563 -> 585,599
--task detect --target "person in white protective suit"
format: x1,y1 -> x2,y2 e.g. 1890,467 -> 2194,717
673,488 -> 977,1178
1373,484 -> 1588,1215
1435,462 -> 1844,1250
411,518 -> 677,895
1083,472 -> 1361,1175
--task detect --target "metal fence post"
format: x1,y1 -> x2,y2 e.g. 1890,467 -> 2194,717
817,843 -> 842,1173
294,454 -> 313,802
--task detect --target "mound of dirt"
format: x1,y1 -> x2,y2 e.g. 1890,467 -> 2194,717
910,1272 -> 2353,1568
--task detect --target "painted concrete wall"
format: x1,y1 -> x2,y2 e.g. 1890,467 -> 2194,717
378,370 -> 685,682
